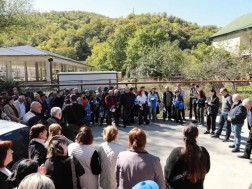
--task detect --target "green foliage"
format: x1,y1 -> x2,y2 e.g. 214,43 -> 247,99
0,79 -> 18,92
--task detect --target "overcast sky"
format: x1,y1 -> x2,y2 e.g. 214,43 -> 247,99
34,0 -> 252,27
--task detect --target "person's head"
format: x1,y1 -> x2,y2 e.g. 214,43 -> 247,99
70,94 -> 77,103
9,159 -> 39,187
92,92 -> 97,98
0,140 -> 13,168
30,101 -> 42,114
18,95 -> 26,103
242,98 -> 252,109
128,128 -> 146,150
124,86 -> 130,93
132,180 -> 159,189
191,83 -> 196,88
5,96 -> 14,105
76,126 -> 93,145
72,88 -> 78,94
209,89 -> 217,97
48,124 -> 62,139
85,90 -> 90,96
177,84 -> 181,89
18,173 -> 55,189
150,88 -> 155,94
182,125 -> 208,183
0,96 -> 4,104
50,107 -> 62,120
138,89 -> 143,96
34,93 -> 41,101
219,88 -> 228,96
108,90 -> 113,96
114,89 -> 119,95
140,86 -> 145,91
232,94 -> 241,103
198,90 -> 205,98
130,87 -> 135,93
103,125 -> 118,142
47,135 -> 67,158
195,85 -> 200,92
29,124 -> 47,140
174,90 -> 180,96
165,86 -> 170,91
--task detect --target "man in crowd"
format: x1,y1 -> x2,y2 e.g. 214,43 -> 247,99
120,86 -> 135,128
238,99 -> 252,159
22,101 -> 44,127
100,87 -> 109,126
189,83 -> 197,120
163,86 -> 173,121
212,88 -> 233,141
13,95 -> 26,122
62,94 -> 86,141
227,94 -> 247,152
105,90 -> 119,126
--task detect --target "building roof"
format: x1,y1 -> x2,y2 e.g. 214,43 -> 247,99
211,12 -> 252,38
0,45 -> 92,67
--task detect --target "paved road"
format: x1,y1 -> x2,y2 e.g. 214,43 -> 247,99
91,118 -> 252,189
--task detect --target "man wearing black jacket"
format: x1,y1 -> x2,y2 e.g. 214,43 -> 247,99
62,94 -> 86,141
238,99 -> 252,160
227,94 -> 247,152
163,86 -> 173,121
120,86 -> 135,128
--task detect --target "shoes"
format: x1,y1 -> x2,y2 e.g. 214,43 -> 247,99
211,131 -> 215,135
204,131 -> 210,134
229,145 -> 235,148
211,135 -> 219,138
223,139 -> 230,142
237,155 -> 250,159
232,149 -> 240,153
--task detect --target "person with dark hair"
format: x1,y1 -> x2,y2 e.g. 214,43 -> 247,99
120,86 -> 135,128
164,125 -> 210,189
176,84 -> 186,120
0,140 -> 13,189
28,124 -> 47,165
45,135 -> 84,189
105,90 -> 119,126
68,126 -> 101,189
62,94 -> 86,141
204,89 -> 220,134
98,125 -> 124,189
116,128 -> 165,189
163,86 -> 173,122
7,159 -> 40,188
100,87 -> 109,126
212,88 -> 233,141
4,96 -> 20,122
196,90 -> 206,126
189,83 -> 197,120
148,88 -> 158,121
173,90 -> 184,124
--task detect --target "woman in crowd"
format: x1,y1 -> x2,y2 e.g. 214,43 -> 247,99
148,88 -> 159,121
28,124 -> 47,165
18,173 -> 55,189
116,128 -> 165,189
173,90 -> 184,124
196,90 -> 206,126
45,135 -> 84,189
68,126 -> 101,189
164,125 -> 210,189
204,89 -> 219,135
98,125 -> 124,189
4,96 -> 20,122
136,89 -> 149,126
8,159 -> 44,188
90,92 -> 101,125
0,140 -> 13,189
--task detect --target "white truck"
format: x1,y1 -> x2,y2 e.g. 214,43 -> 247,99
57,71 -> 122,90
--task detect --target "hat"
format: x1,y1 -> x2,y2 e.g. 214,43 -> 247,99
132,180 -> 159,189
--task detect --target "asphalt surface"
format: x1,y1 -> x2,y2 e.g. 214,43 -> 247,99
91,117 -> 252,189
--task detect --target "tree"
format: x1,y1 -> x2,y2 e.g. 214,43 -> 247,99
0,0 -> 34,32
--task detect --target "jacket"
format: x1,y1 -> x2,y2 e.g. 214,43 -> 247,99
206,96 -> 219,115
228,101 -> 247,125
62,103 -> 86,126
163,91 -> 173,106
4,104 -> 19,122
105,95 -> 117,110
28,139 -> 47,165
116,150 -> 166,189
120,92 -> 135,109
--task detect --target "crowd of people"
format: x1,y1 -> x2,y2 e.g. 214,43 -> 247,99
0,83 -> 252,189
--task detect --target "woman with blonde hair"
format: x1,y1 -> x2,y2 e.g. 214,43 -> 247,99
116,128 -> 165,189
98,125 -> 124,189
164,125 -> 210,189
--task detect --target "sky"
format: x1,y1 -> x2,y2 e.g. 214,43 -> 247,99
34,0 -> 252,27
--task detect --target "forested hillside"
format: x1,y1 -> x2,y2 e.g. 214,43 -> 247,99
1,11 -> 251,80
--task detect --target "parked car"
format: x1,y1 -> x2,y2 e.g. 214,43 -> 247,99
0,120 -> 29,168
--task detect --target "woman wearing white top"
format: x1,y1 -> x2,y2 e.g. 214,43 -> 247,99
98,125 -> 124,189
68,126 -> 101,189
0,140 -> 13,189
136,89 -> 149,126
